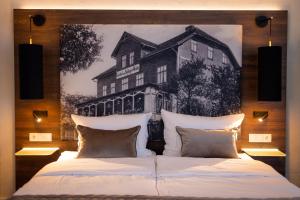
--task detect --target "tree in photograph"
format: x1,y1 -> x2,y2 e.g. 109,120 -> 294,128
167,57 -> 240,116
209,64 -> 240,116
60,24 -> 103,74
61,89 -> 95,139
168,58 -> 207,115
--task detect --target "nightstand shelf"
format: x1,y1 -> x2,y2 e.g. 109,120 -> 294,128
15,147 -> 60,190
242,148 -> 286,176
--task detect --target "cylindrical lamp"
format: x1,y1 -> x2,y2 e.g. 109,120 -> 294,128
19,14 -> 45,99
256,16 -> 282,101
19,44 -> 43,99
257,46 -> 282,101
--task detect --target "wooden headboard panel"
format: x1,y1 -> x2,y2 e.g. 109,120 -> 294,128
14,10 -> 287,152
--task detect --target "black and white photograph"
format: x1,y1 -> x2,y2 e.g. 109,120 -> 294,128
60,24 -> 242,140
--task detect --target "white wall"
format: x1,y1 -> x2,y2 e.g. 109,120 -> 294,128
0,0 -> 15,199
1,0 -> 299,199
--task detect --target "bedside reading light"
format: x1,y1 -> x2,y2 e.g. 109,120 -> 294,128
253,111 -> 268,122
33,110 -> 48,123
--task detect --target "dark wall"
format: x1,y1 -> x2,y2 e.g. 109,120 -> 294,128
14,10 -> 287,152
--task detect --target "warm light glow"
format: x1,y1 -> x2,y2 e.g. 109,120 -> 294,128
22,147 -> 59,151
268,40 -> 272,47
242,148 -> 280,152
258,118 -> 264,122
15,147 -> 60,156
13,0 -> 284,10
36,117 -> 42,123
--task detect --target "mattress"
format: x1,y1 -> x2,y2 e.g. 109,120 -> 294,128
12,153 -> 300,200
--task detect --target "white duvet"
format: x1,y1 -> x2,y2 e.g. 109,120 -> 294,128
156,156 -> 300,198
15,156 -> 157,196
15,154 -> 300,199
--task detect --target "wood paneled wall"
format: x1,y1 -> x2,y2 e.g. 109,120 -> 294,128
14,10 -> 287,152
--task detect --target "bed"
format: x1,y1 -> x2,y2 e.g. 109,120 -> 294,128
12,112 -> 300,199
12,152 -> 300,200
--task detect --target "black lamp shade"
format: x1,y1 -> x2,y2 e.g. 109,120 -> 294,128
19,44 -> 43,99
258,46 -> 282,101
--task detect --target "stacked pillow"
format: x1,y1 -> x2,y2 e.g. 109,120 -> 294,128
161,109 -> 245,157
71,113 -> 153,157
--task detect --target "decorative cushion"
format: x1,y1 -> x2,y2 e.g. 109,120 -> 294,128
176,126 -> 239,158
77,125 -> 140,158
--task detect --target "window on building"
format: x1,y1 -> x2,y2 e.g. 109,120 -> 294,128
110,82 -> 115,94
102,85 -> 107,96
141,49 -> 150,58
136,73 -> 144,86
208,46 -> 213,59
157,65 -> 167,84
191,40 -> 197,52
121,55 -> 127,68
121,78 -> 128,91
129,52 -> 134,65
222,53 -> 228,64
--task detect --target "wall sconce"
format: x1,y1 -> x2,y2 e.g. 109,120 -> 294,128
19,14 -> 46,99
253,111 -> 268,122
255,16 -> 282,101
33,110 -> 48,123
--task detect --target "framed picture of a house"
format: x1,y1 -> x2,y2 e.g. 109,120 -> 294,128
60,24 -> 242,140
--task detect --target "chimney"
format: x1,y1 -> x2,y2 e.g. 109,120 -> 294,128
185,25 -> 196,32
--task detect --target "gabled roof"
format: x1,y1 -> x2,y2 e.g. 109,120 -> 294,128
142,25 -> 240,69
92,66 -> 116,80
111,32 -> 158,58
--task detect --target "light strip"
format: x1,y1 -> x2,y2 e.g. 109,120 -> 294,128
14,0 -> 283,10
21,147 -> 59,151
241,148 -> 281,152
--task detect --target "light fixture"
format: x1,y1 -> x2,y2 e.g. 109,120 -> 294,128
19,14 -> 46,99
255,16 -> 282,101
33,110 -> 48,123
253,111 -> 268,122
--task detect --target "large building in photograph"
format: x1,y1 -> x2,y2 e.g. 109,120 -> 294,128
76,25 -> 240,121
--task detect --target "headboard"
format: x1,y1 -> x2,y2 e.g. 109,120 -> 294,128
14,10 -> 287,153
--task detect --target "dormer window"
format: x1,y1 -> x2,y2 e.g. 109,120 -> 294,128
191,40 -> 197,52
208,46 -> 213,60
129,52 -> 134,65
121,55 -> 127,68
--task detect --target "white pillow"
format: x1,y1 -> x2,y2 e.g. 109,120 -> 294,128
161,109 -> 245,156
57,151 -> 78,161
71,113 -> 154,157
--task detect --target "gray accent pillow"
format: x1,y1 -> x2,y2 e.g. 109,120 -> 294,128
77,125 -> 141,158
176,126 -> 239,158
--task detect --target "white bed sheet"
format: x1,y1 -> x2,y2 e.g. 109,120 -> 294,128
15,156 -> 157,196
156,156 -> 300,199
15,152 -> 300,199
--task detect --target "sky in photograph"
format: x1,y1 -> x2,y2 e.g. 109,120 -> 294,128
61,24 -> 242,96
